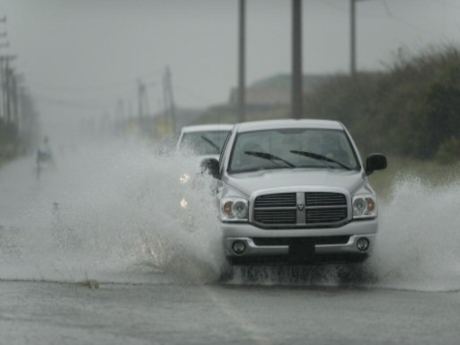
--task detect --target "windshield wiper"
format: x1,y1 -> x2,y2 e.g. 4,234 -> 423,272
245,151 -> 295,168
200,135 -> 220,151
290,150 -> 352,170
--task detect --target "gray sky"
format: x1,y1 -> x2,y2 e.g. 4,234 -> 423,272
1,0 -> 460,120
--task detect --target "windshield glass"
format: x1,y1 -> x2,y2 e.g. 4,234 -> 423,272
179,130 -> 230,155
228,128 -> 360,173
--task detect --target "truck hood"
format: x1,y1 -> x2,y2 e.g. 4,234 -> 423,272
225,169 -> 365,197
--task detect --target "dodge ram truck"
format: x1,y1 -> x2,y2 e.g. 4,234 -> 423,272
202,119 -> 387,264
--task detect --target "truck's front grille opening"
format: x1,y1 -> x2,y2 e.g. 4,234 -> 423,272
254,193 -> 297,208
305,192 -> 346,206
306,208 -> 348,223
254,209 -> 297,224
252,236 -> 350,246
253,192 -> 348,228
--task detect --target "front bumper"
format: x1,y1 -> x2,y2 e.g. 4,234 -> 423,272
222,219 -> 377,261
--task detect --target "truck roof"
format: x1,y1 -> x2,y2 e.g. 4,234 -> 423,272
180,124 -> 234,133
235,119 -> 344,133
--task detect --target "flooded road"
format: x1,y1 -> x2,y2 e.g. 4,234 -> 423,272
1,140 -> 460,344
1,279 -> 460,345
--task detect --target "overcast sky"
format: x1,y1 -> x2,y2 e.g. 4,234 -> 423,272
1,0 -> 460,121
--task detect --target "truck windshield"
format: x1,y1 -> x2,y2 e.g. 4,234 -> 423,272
179,131 -> 230,155
228,128 -> 360,173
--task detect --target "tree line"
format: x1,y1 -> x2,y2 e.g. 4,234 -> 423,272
304,46 -> 460,163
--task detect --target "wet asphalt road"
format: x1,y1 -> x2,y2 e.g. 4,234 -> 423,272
1,154 -> 460,344
1,276 -> 460,345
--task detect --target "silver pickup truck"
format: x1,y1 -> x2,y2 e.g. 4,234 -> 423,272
202,119 -> 387,264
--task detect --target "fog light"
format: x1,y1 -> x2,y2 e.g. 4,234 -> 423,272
232,240 -> 246,255
356,237 -> 370,252
180,197 -> 188,209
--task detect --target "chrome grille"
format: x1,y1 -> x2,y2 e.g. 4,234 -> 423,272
253,209 -> 297,224
254,193 -> 296,208
306,208 -> 348,224
305,192 -> 346,206
253,192 -> 348,228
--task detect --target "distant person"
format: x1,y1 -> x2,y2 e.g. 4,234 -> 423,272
36,136 -> 54,178
37,136 -> 52,163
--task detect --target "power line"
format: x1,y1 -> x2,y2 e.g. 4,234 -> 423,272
350,0 -> 437,75
379,1 -> 433,34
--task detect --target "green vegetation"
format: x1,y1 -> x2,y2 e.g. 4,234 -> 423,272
369,156 -> 460,199
305,46 -> 460,163
0,119 -> 19,166
0,91 -> 40,168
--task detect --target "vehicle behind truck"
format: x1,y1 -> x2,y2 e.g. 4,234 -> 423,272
202,119 -> 387,265
176,124 -> 233,210
176,124 -> 233,160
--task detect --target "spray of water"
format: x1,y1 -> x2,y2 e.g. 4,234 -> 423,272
0,139 -> 224,284
1,139 -> 459,291
371,176 -> 460,291
226,176 -> 460,292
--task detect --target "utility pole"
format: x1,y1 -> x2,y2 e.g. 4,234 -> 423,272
0,55 -> 16,124
3,60 -> 10,123
13,73 -> 23,131
9,69 -> 18,126
137,79 -> 147,118
291,0 -> 303,119
0,16 -> 14,124
238,0 -> 246,122
162,71 -> 170,126
115,98 -> 125,119
350,0 -> 357,76
163,67 -> 176,135
350,0 -> 372,76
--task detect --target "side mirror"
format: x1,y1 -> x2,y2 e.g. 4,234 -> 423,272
201,158 -> 220,179
365,154 -> 387,175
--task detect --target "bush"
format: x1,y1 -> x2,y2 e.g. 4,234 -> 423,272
435,137 -> 460,164
0,119 -> 19,161
304,46 -> 460,163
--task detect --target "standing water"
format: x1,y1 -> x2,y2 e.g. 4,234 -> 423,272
0,139 -> 224,284
0,139 -> 459,291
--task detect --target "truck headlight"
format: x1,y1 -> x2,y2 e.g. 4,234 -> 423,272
179,173 -> 191,184
353,195 -> 376,219
220,198 -> 249,222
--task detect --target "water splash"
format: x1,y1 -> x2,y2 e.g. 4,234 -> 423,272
226,176 -> 460,292
1,141 -> 460,291
0,140 -> 224,284
371,176 -> 460,291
